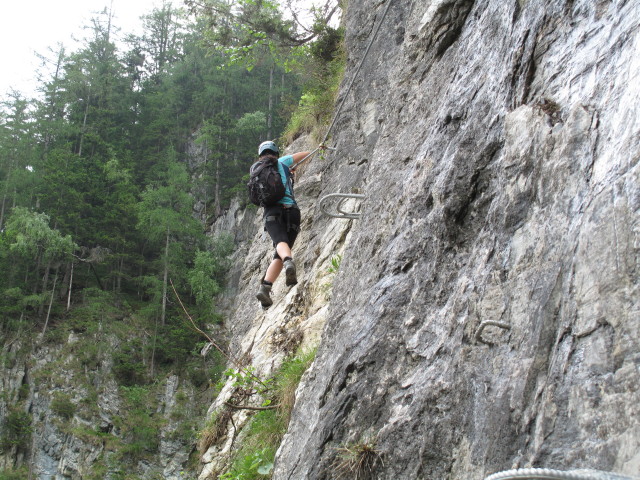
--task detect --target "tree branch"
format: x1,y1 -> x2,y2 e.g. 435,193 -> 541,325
224,401 -> 279,411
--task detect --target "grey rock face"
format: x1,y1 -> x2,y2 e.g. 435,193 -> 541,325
271,0 -> 640,479
0,335 -> 197,479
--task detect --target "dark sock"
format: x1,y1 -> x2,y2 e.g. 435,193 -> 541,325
262,280 -> 273,286
283,256 -> 292,262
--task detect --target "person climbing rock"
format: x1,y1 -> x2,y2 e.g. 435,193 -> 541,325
253,140 -> 317,308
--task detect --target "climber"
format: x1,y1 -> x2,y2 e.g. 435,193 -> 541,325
254,140 -> 321,308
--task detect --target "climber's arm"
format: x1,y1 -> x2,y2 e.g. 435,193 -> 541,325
291,151 -> 312,165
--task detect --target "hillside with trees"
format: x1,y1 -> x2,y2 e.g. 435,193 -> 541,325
0,1 -> 342,477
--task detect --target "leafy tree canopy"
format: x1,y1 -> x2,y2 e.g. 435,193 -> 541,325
185,0 -> 342,70
6,207 -> 76,262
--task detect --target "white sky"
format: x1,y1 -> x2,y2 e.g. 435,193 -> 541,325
0,0 -> 333,101
0,0 -> 162,99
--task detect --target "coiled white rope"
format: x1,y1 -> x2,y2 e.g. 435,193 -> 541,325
485,468 -> 639,480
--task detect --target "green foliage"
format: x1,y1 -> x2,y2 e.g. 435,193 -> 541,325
51,393 -> 76,420
220,447 -> 276,480
0,0 -> 295,322
188,251 -> 222,310
221,366 -> 273,406
152,322 -> 201,367
0,466 -> 29,480
186,235 -> 233,321
188,0 -> 342,72
113,343 -> 148,386
0,288 -> 27,323
116,386 -> 162,460
0,408 -> 32,453
137,153 -> 200,243
221,349 -> 316,479
327,253 -> 342,274
310,25 -> 345,63
84,457 -> 109,480
68,288 -> 122,332
188,349 -> 225,388
6,207 -> 76,261
282,38 -> 345,143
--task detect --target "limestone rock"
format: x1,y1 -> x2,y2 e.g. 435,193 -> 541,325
266,0 -> 640,478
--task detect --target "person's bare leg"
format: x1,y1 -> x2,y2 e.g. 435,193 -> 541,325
258,242 -> 296,307
264,258 -> 283,284
275,242 -> 291,261
275,242 -> 297,286
257,260 -> 279,307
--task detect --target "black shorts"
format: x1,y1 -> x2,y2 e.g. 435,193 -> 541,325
264,205 -> 301,258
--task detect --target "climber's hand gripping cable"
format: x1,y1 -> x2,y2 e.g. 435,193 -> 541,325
290,143 -> 333,172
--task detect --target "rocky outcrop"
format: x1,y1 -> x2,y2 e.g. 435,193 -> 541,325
0,333 -> 198,479
200,0 -> 640,479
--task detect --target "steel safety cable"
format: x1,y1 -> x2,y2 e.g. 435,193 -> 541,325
292,0 -> 394,171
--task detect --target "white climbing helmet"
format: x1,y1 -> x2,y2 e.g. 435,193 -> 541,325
258,140 -> 279,156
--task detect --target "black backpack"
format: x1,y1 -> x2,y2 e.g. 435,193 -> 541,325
247,157 -> 292,207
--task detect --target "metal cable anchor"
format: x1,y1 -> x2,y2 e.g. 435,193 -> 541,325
475,320 -> 511,344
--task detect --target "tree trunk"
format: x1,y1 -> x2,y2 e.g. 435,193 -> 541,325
0,193 -> 7,231
43,46 -> 65,152
78,90 -> 90,156
39,259 -> 53,316
32,252 -> 42,294
268,65 -> 274,139
42,269 -> 59,335
203,136 -> 209,221
161,227 -> 170,326
67,261 -> 74,311
215,128 -> 222,217
117,256 -> 123,293
150,315 -> 159,377
0,155 -> 16,230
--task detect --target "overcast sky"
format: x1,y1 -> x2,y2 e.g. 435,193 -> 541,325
0,0 -> 330,101
0,0 -> 161,99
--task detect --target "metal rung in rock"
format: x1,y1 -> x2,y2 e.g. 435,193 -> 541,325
319,193 -> 365,219
475,320 -> 511,344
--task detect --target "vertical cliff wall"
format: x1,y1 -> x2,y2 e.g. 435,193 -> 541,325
201,0 -> 639,479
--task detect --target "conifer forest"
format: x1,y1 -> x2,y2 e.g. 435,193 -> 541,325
0,1 -> 342,476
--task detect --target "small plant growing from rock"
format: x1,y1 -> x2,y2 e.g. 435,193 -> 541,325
327,254 -> 342,274
197,408 -> 233,454
221,366 -> 274,406
333,435 -> 383,480
216,349 -> 316,478
51,392 -> 76,420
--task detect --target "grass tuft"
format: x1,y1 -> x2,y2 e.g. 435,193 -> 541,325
219,348 -> 316,479
198,407 -> 233,454
333,436 -> 383,480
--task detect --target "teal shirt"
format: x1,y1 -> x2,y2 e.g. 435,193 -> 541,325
277,155 -> 296,206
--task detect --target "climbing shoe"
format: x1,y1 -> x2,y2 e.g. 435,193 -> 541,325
256,283 -> 273,308
283,258 -> 297,286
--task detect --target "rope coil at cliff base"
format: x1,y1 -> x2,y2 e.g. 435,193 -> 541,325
484,468 -> 640,480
